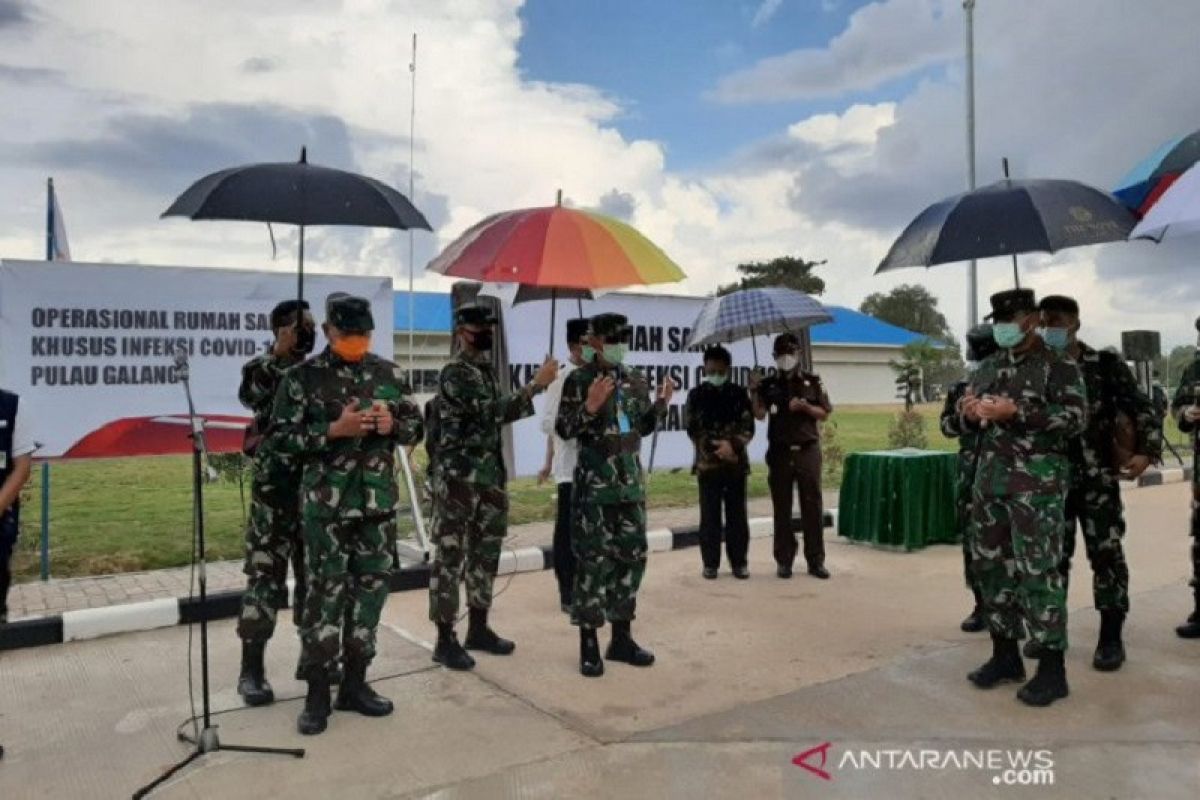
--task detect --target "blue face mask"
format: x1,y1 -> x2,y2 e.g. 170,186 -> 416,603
992,323 -> 1026,349
1040,327 -> 1069,351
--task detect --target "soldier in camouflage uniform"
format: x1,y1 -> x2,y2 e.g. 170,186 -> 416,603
557,313 -> 674,677
939,324 -> 997,634
960,289 -> 1086,708
685,344 -> 755,579
428,304 -> 558,671
234,299 -> 315,707
1038,295 -> 1160,671
270,294 -> 424,736
1172,316 -> 1200,639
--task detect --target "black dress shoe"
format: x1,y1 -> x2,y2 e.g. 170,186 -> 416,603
702,567 -> 719,580
776,564 -> 793,579
732,566 -> 750,580
807,564 -> 830,580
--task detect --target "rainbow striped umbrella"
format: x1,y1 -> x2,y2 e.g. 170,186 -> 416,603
427,202 -> 685,289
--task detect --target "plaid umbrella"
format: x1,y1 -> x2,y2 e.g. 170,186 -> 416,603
685,288 -> 832,362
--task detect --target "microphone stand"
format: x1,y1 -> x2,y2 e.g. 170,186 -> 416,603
133,355 -> 304,799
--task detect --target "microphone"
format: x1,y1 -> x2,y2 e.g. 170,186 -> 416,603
174,349 -> 190,380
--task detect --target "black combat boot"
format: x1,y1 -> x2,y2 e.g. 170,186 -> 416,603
1018,650 -> 1070,707
605,620 -> 655,667
580,627 -> 604,677
967,635 -> 1025,688
961,589 -> 986,633
1176,589 -> 1200,639
432,623 -> 476,670
464,608 -> 516,655
236,640 -> 275,707
1093,609 -> 1127,671
334,655 -> 393,717
297,670 -> 331,736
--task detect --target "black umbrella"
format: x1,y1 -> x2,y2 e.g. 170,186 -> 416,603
876,177 -> 1136,285
163,147 -> 431,301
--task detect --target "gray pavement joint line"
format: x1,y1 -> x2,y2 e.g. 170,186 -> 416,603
381,618 -> 611,748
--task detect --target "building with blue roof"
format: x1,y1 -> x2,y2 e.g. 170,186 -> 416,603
391,291 -> 934,403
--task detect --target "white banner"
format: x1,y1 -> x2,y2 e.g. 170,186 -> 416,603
501,292 -> 775,477
0,259 -> 393,458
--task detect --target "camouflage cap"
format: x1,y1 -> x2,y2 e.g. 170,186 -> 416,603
326,293 -> 374,333
984,288 -> 1037,321
454,303 -> 498,327
589,312 -> 631,341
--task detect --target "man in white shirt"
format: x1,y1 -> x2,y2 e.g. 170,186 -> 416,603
1,387 -> 36,626
539,319 -> 590,613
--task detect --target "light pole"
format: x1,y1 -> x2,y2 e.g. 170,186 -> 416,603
964,0 -> 978,327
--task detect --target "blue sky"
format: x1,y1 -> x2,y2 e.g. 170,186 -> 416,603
518,0 -> 904,170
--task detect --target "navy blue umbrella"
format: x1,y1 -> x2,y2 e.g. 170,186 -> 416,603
876,178 -> 1136,285
163,147 -> 431,301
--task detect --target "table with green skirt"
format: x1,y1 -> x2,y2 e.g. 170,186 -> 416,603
837,448 -> 958,550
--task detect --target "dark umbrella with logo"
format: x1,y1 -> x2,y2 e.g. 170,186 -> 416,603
876,177 -> 1136,286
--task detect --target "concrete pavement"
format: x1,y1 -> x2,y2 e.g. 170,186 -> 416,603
0,483 -> 1196,799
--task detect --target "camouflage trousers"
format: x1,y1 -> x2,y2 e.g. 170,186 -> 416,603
296,514 -> 395,677
428,476 -> 507,624
572,499 -> 647,630
1060,474 -> 1130,613
954,454 -> 977,592
237,454 -> 304,643
970,490 -> 1068,651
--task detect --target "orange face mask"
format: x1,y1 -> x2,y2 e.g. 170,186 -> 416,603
331,335 -> 371,362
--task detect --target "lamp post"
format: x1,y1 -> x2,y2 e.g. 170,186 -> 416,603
964,0 -> 978,327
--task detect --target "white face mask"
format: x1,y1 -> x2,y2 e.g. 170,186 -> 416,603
775,354 -> 799,372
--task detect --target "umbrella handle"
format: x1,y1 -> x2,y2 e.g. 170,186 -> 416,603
647,424 -> 659,475
548,288 -> 557,357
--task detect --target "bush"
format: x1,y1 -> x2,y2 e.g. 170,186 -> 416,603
821,420 -> 846,484
887,410 -> 928,450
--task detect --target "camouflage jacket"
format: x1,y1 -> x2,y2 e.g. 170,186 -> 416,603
556,361 -> 665,505
1069,342 -> 1162,481
684,381 -> 755,474
1172,357 -> 1200,455
966,343 -> 1087,497
941,379 -> 982,466
432,351 -> 536,487
239,352 -> 301,430
269,348 -> 423,520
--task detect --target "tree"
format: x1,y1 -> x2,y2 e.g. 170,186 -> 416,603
860,284 -> 953,342
1154,344 -> 1196,393
890,339 -> 965,403
716,255 -> 826,296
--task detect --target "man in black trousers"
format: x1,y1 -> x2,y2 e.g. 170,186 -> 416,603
685,345 -> 755,579
750,333 -> 833,579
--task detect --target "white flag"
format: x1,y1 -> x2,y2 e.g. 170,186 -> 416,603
48,179 -> 71,262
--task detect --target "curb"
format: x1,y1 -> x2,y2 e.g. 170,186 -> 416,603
0,511 -> 835,652
1121,466 -> 1193,491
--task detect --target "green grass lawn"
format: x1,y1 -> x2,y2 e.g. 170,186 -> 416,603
12,403 -> 1189,580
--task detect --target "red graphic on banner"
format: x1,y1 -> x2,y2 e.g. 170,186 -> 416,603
793,742 -> 834,781
61,415 -> 250,459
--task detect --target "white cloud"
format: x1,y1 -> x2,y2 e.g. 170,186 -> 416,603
751,0 -> 783,28
712,0 -> 958,103
2,0 -> 1200,362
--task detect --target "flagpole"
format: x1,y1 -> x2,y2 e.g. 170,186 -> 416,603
40,180 -> 54,581
407,32 -> 417,382
964,0 -> 979,327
